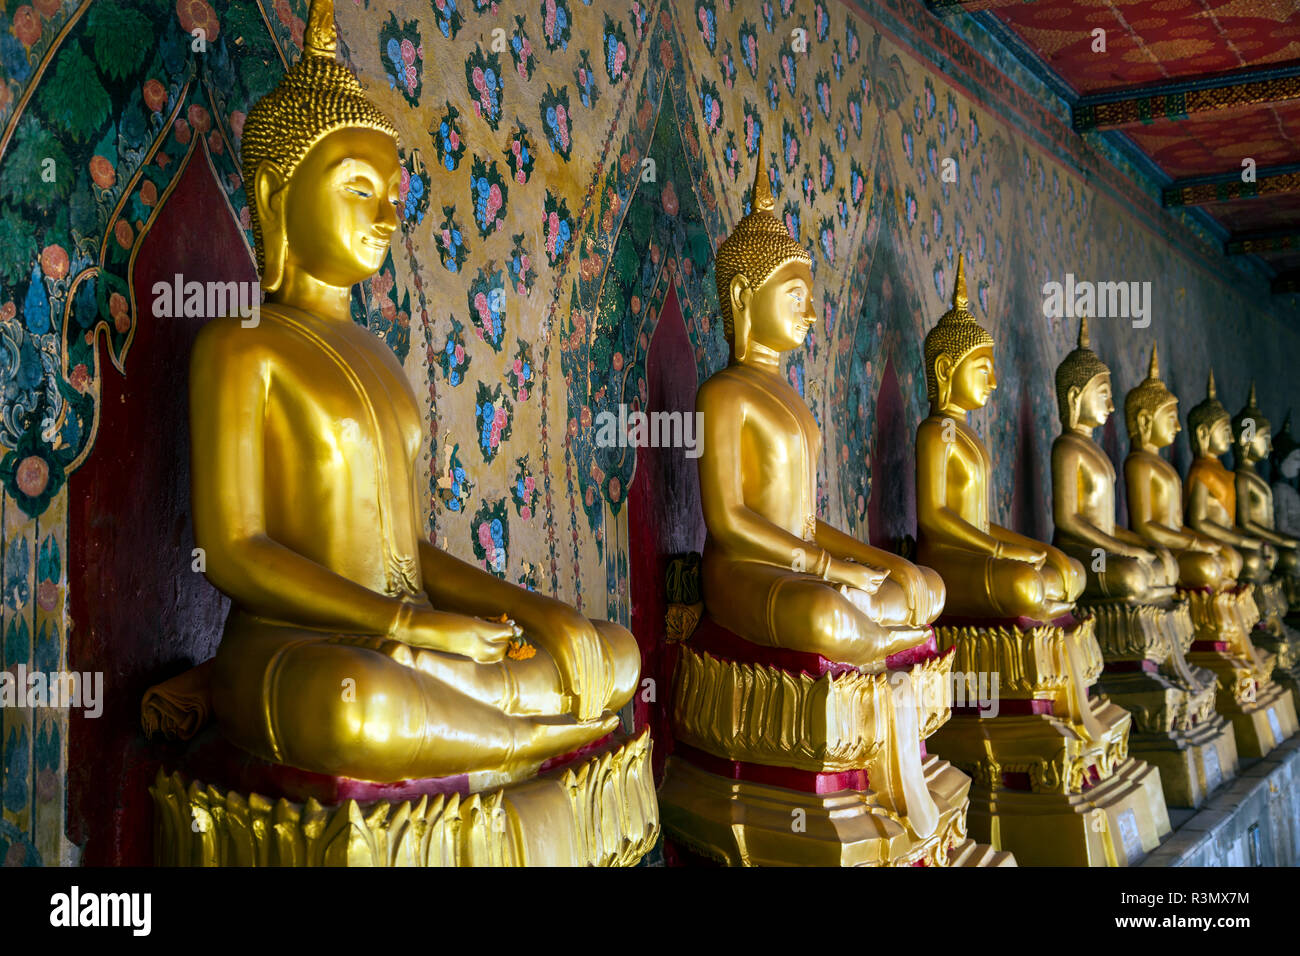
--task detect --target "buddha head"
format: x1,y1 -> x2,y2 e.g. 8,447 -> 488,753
1055,315 -> 1112,432
715,138 -> 815,363
1124,345 -> 1179,449
1188,369 -> 1233,459
923,254 -> 996,412
241,0 -> 402,294
1231,382 -> 1272,467
1273,412 -> 1300,480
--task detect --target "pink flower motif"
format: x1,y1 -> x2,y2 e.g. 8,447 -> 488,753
513,358 -> 523,374
518,388 -> 528,401
613,45 -> 626,76
404,64 -> 417,91
478,523 -> 493,548
524,476 -> 535,493
449,131 -> 460,150
494,406 -> 507,427
520,255 -> 530,270
472,67 -> 485,91
474,292 -> 489,319
441,228 -> 452,245
557,106 -> 570,148
417,44 -> 424,59
399,166 -> 410,199
520,506 -> 532,520
516,171 -> 526,185
401,38 -> 415,64
454,344 -> 464,363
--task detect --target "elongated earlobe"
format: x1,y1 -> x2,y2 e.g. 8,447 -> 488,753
255,162 -> 288,293
730,274 -> 751,363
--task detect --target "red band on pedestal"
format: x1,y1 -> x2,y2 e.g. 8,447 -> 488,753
675,743 -> 870,795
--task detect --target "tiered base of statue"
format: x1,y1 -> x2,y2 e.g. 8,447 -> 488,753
1083,596 -> 1238,808
1181,584 -> 1299,758
927,613 -> 1172,865
657,617 -> 1013,867
1250,578 -> 1300,703
151,729 -> 658,866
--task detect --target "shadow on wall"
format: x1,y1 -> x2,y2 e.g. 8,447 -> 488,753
67,143 -> 243,866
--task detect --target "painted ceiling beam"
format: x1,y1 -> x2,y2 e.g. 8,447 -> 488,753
1225,230 -> 1300,256
1074,66 -> 1300,132
1163,163 -> 1300,207
1270,271 -> 1300,295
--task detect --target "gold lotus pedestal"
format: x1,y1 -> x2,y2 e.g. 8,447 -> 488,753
927,615 -> 1171,866
657,619 -> 1012,867
1083,597 -> 1237,808
151,731 -> 659,867
1183,585 -> 1299,757
1250,579 -> 1300,702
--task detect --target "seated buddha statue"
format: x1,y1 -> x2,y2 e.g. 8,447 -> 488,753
683,143 -> 951,851
697,147 -> 944,667
1185,371 -> 1276,585
192,0 -> 638,785
915,255 -> 1084,621
1232,384 -> 1300,578
1123,348 -> 1237,588
1051,317 -> 1176,602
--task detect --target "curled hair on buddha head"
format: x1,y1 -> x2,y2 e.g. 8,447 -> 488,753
1187,368 -> 1230,457
922,253 -> 994,406
714,134 -> 813,354
1055,315 -> 1110,429
240,0 -> 400,288
1123,344 -> 1175,441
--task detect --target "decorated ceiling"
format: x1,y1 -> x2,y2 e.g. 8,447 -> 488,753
938,0 -> 1300,288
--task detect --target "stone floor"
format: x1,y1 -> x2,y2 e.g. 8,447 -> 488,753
1139,734 -> 1300,867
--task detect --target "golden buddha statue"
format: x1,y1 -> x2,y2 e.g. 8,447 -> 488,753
1233,386 -> 1300,578
1231,385 -> 1300,701
658,147 -> 1009,867
1123,347 -> 1238,589
1124,353 -> 1296,760
1185,370 -> 1276,585
916,257 -> 1085,620
1051,321 -> 1232,809
1052,318 -> 1177,602
151,0 -> 657,867
917,265 -> 1171,866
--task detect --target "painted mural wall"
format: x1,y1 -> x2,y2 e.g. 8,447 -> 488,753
1,0 -> 1298,864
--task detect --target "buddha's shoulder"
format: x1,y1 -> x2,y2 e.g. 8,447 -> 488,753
698,365 -> 765,403
191,310 -> 313,362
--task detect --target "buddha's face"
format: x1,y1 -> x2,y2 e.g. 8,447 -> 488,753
945,345 -> 997,411
738,259 -> 816,354
1201,416 -> 1232,457
1075,373 -> 1113,430
1148,399 -> 1180,449
281,127 -> 402,288
1242,423 -> 1271,462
